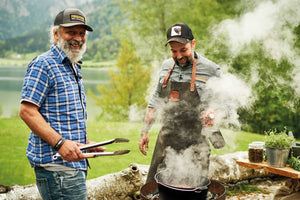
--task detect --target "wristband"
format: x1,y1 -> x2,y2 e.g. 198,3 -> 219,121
54,137 -> 66,151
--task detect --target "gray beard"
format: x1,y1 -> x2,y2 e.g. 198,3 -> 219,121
57,37 -> 86,63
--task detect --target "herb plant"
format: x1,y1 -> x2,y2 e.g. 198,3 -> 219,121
288,156 -> 300,171
264,128 -> 294,148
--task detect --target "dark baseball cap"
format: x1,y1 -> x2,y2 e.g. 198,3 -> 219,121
54,8 -> 93,32
166,23 -> 194,46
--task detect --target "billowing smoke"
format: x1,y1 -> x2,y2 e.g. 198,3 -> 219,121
210,0 -> 300,95
202,73 -> 254,129
214,0 -> 299,58
159,146 -> 210,188
200,0 -> 300,126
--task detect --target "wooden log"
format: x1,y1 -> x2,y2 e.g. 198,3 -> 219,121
208,151 -> 273,183
87,163 -> 148,200
0,163 -> 149,200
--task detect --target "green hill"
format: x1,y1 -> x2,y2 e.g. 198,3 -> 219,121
0,0 -> 125,61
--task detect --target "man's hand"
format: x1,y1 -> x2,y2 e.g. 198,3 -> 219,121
85,139 -> 106,153
57,139 -> 106,162
201,109 -> 216,127
58,140 -> 85,162
139,132 -> 149,155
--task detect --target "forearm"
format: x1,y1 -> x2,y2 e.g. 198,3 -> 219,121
141,107 -> 157,134
139,107 -> 156,155
20,101 -> 88,161
19,102 -> 61,147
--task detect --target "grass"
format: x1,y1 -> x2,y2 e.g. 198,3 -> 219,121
226,183 -> 270,196
0,117 -> 159,186
0,117 -> 267,186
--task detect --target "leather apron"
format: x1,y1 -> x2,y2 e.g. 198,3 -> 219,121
146,59 -> 211,183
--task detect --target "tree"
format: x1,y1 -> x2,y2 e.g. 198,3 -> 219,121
230,45 -> 299,135
88,40 -> 152,121
119,0 -> 241,63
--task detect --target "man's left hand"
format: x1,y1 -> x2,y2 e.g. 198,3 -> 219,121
201,109 -> 215,126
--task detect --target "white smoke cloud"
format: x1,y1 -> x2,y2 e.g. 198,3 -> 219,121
214,0 -> 299,58
292,58 -> 300,95
211,0 -> 300,95
160,146 -> 210,188
203,73 -> 254,128
128,104 -> 145,122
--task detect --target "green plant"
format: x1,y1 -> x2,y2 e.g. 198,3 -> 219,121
288,156 -> 300,171
226,183 -> 269,196
264,128 -> 294,148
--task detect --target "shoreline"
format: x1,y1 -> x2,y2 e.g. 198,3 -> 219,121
0,58 -> 116,69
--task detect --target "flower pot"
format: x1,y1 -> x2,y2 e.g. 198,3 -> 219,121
265,146 -> 290,168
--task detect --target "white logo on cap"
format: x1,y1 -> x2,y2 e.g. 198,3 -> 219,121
170,26 -> 182,37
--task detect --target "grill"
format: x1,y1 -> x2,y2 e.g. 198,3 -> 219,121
140,179 -> 226,200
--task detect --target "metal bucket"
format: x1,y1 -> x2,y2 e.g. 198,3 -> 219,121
265,146 -> 290,168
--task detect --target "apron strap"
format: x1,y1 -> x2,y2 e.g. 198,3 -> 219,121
190,58 -> 197,92
162,62 -> 175,88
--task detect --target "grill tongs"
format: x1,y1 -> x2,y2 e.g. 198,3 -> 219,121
53,138 -> 130,160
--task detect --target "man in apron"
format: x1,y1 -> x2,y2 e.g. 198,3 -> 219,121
139,23 -> 224,183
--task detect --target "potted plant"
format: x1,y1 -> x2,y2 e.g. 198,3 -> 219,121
264,128 -> 294,168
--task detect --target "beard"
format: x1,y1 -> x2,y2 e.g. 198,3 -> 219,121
174,56 -> 192,67
57,37 -> 86,63
173,52 -> 194,68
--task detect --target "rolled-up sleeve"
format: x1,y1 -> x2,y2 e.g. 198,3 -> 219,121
147,79 -> 162,108
147,59 -> 172,109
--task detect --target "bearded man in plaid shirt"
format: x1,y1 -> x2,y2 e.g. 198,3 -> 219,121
19,8 -> 105,200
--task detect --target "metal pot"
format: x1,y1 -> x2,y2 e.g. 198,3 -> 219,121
154,171 -> 210,200
140,180 -> 226,200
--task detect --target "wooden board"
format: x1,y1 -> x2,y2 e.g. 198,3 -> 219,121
236,160 -> 300,179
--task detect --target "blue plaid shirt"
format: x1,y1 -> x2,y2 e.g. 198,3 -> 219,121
21,43 -> 88,170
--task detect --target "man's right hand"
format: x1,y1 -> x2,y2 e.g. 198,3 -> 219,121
58,140 -> 85,162
139,132 -> 149,155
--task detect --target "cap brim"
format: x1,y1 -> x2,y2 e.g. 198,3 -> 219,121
165,38 -> 189,46
60,23 -> 93,32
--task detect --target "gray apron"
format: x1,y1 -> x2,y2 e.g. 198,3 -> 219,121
146,59 -> 211,183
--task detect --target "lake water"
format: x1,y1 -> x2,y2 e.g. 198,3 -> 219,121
0,65 -> 110,120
